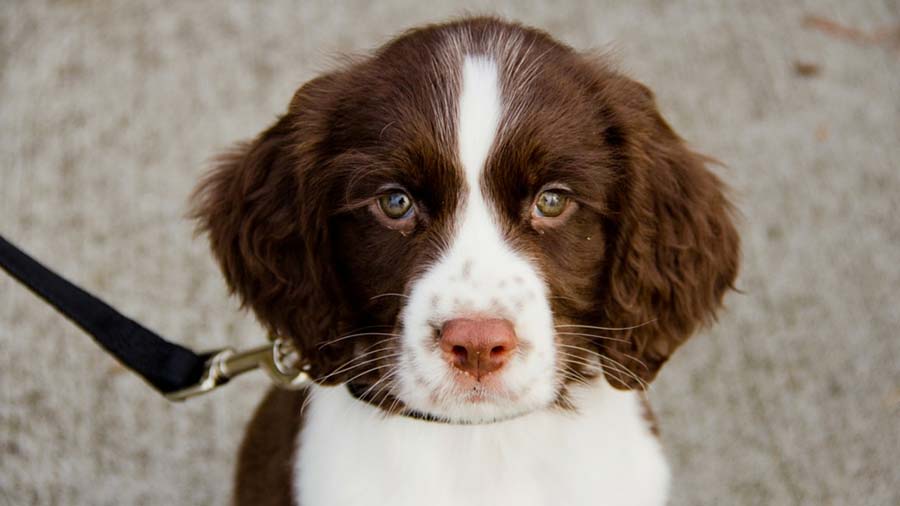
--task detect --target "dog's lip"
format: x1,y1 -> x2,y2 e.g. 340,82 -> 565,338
462,390 -> 489,403
413,370 -> 517,404
400,344 -> 554,423
451,384 -> 512,404
448,366 -> 508,389
401,374 -> 542,424
392,373 -> 556,424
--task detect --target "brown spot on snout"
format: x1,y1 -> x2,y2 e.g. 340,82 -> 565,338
461,259 -> 473,279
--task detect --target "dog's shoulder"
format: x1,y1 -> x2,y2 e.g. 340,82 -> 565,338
234,387 -> 307,506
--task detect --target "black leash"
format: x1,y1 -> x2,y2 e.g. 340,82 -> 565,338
0,234 -> 209,394
0,234 -> 489,422
0,234 -> 308,400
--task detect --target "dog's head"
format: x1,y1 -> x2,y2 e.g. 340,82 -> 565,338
192,18 -> 739,424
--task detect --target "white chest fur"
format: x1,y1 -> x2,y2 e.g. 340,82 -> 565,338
295,382 -> 669,506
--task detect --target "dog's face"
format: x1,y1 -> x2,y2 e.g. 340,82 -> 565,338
193,18 -> 739,423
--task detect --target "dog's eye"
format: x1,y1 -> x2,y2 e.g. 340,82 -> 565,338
534,190 -> 568,218
378,191 -> 413,219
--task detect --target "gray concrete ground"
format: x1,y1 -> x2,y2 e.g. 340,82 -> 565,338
1,1 -> 898,505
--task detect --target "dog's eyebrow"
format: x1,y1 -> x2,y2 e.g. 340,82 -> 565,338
486,147 -> 615,209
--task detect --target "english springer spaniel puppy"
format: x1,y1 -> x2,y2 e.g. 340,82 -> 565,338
192,17 -> 739,506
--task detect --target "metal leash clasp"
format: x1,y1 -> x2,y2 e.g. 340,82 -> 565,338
166,337 -> 310,402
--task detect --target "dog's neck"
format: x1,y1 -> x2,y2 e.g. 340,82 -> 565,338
295,380 -> 670,506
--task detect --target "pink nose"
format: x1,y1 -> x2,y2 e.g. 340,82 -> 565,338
439,318 -> 518,378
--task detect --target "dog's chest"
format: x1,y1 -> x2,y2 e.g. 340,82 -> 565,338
295,384 -> 669,506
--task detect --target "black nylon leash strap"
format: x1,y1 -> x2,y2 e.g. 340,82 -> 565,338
0,234 -> 208,395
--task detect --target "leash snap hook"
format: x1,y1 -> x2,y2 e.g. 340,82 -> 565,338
259,337 -> 310,390
165,337 -> 309,402
165,347 -> 240,401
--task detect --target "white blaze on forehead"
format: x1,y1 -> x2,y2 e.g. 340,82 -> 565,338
458,56 -> 502,185
393,53 -> 559,422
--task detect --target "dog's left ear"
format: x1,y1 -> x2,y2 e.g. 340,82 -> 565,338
189,77 -> 355,383
600,78 -> 741,389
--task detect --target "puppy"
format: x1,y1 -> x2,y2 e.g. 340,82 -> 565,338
192,17 -> 739,506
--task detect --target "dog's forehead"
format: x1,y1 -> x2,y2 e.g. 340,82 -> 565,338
327,21 -> 601,191
309,18 -> 626,250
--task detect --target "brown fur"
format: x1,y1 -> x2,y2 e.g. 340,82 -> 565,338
192,17 -> 739,397
191,17 -> 740,503
234,388 -> 306,506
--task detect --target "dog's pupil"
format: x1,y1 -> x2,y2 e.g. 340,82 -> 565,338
538,191 -> 565,216
381,192 -> 410,218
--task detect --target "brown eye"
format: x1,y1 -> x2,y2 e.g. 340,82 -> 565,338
378,191 -> 413,219
534,190 -> 568,218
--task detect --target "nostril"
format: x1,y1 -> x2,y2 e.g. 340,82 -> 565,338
440,318 -> 518,376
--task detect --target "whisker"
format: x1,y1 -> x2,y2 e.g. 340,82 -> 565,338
347,323 -> 395,331
383,365 -> 413,416
315,350 -> 401,383
547,295 -> 581,303
617,351 -> 649,371
595,355 -> 649,391
554,319 -> 657,332
557,351 -> 603,371
558,343 -> 599,353
345,370 -> 398,422
562,357 -> 633,391
324,341 -> 396,370
365,373 -> 403,415
313,358 -> 395,387
371,373 -> 398,402
557,347 -> 648,390
335,367 -> 397,425
359,369 -> 398,402
558,370 -> 594,389
341,363 -> 397,388
384,385 -> 403,416
369,293 -> 409,301
598,370 -> 631,390
555,331 -> 629,344
317,332 -> 400,349
300,384 -> 320,418
334,323 -> 395,337
557,343 -> 649,371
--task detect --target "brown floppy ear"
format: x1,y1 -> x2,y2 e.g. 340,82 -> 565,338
190,115 -> 347,383
600,80 -> 740,390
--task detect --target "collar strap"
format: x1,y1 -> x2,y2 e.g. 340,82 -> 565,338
344,381 -> 460,424
344,382 -> 537,426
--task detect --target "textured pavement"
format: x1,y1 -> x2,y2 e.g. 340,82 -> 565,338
1,1 -> 898,505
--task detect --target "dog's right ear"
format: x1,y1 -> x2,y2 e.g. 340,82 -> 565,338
190,112 -> 346,382
598,77 -> 740,390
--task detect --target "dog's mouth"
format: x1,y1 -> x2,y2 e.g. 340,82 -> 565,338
336,342 -> 557,425
368,337 -> 557,424
328,308 -> 617,424
331,319 -> 618,425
